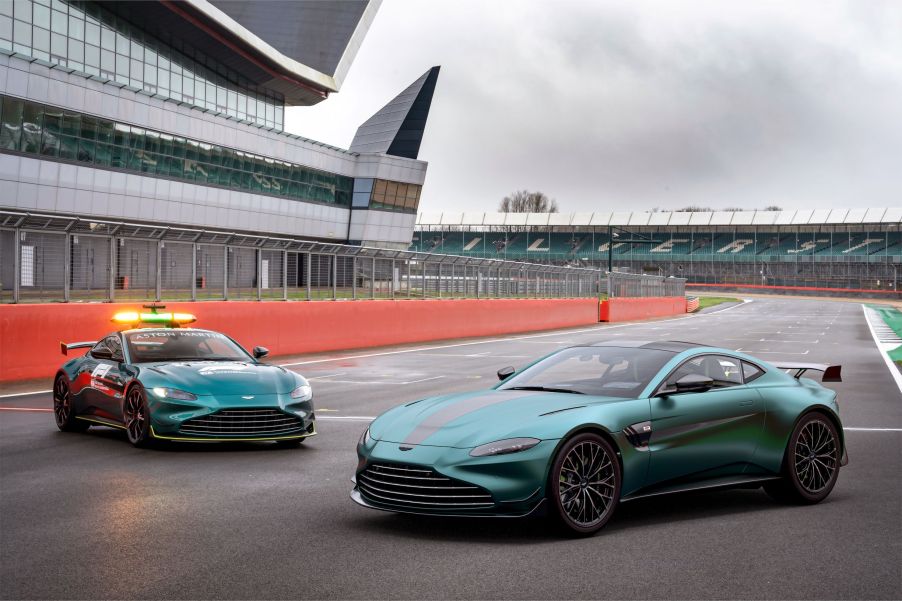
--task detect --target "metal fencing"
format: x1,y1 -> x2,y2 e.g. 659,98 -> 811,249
0,211 -> 616,303
607,271 -> 686,298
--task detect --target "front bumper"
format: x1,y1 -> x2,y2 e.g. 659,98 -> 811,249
148,393 -> 315,442
351,438 -> 557,517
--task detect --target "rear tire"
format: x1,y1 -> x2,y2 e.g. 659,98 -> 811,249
53,375 -> 89,432
765,412 -> 840,504
548,432 -> 621,536
124,385 -> 153,448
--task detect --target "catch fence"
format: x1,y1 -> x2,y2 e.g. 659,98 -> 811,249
1,211 -> 617,303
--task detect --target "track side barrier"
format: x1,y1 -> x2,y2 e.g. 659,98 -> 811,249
599,297 -> 688,322
0,299 -> 600,382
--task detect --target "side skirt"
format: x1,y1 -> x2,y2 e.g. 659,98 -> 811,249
75,416 -> 126,430
620,475 -> 782,503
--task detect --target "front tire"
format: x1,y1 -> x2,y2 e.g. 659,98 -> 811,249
124,385 -> 153,448
765,413 -> 840,504
53,375 -> 89,432
548,432 -> 621,536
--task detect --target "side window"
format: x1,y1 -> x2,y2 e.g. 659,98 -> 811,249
106,335 -> 123,360
742,361 -> 765,384
668,355 -> 742,389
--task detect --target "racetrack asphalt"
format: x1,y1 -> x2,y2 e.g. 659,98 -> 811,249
1,297 -> 900,600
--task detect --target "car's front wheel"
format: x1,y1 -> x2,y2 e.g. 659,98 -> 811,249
764,412 -> 840,504
548,432 -> 621,536
53,375 -> 88,432
124,385 -> 153,448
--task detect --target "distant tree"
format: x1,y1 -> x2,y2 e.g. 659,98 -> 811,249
722,207 -> 745,212
674,205 -> 712,212
763,205 -> 783,211
499,190 -> 559,213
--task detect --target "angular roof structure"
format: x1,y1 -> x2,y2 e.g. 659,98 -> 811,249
350,66 -> 441,159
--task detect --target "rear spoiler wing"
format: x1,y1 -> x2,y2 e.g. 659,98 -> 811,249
60,341 -> 96,356
776,363 -> 842,383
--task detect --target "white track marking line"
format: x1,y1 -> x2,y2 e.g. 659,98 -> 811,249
0,390 -> 52,399
0,407 -> 52,412
861,304 -> 902,397
843,427 -> 902,432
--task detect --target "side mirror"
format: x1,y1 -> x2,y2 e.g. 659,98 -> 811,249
253,346 -> 269,359
673,373 -> 714,394
497,366 -> 515,381
91,347 -> 113,360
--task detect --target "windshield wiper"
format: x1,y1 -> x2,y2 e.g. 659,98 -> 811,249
505,386 -> 585,395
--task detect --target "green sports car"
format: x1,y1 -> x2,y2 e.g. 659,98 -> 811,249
352,341 -> 846,535
53,309 -> 315,447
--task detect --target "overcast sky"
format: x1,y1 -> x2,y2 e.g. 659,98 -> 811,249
286,0 -> 902,214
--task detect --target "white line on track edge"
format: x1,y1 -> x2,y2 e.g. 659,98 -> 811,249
861,304 -> 902,397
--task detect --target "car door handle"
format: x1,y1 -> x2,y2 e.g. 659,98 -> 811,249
739,400 -> 754,406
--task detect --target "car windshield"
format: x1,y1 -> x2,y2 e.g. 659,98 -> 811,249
124,330 -> 250,363
498,346 -> 675,397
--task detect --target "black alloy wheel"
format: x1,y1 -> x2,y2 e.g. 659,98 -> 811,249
765,413 -> 840,504
124,385 -> 153,447
53,375 -> 88,432
549,432 -> 621,536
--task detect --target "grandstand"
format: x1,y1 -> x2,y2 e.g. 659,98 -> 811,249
412,208 -> 901,292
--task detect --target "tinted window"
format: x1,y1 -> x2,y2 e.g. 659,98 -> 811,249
669,354 -> 743,389
125,330 -> 249,363
498,347 -> 675,397
90,338 -> 109,358
742,361 -> 765,383
106,335 -> 122,359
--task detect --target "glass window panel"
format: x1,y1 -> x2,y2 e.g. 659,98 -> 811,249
0,15 -> 10,42
33,2 -> 49,28
50,8 -> 64,33
41,110 -> 60,157
100,24 -> 113,49
128,126 -> 144,149
115,30 -> 127,54
129,38 -> 142,60
19,101 -> 41,153
110,143 -> 127,168
373,179 -> 387,195
68,14 -> 82,40
77,138 -> 94,163
129,58 -> 142,81
58,135 -> 76,159
94,141 -> 111,166
84,42 -> 98,67
85,20 -> 98,44
115,52 -> 128,78
144,47 -> 156,66
67,38 -> 83,62
61,110 -> 78,136
143,130 -> 159,153
95,119 -> 112,144
32,24 -> 50,53
13,18 -> 30,45
13,0 -> 30,23
0,1 -> 12,18
79,114 -> 96,140
157,68 -> 169,91
112,123 -> 128,147
100,48 -> 113,73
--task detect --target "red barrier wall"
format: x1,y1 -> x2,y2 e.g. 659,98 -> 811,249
599,297 -> 687,322
0,299 -> 600,382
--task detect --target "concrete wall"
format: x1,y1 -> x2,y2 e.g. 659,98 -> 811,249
0,298 -> 601,381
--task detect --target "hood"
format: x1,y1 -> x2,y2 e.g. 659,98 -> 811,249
138,361 -> 301,396
369,389 -> 624,449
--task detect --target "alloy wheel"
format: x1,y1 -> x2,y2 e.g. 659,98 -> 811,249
793,419 -> 838,494
53,378 -> 70,427
558,440 -> 616,528
124,388 -> 147,443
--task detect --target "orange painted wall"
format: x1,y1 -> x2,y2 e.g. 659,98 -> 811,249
0,299 -> 600,382
599,297 -> 687,322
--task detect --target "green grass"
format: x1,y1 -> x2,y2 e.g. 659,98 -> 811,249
867,305 -> 902,371
695,296 -> 741,310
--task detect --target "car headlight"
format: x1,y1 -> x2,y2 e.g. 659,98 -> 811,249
290,384 -> 312,399
358,427 -> 372,447
469,437 -> 541,457
151,387 -> 197,401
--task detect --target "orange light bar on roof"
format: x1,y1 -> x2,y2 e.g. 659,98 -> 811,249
111,312 -> 196,326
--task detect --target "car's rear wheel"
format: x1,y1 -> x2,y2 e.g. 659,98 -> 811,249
53,375 -> 88,432
124,385 -> 153,448
764,412 -> 840,504
548,432 -> 621,536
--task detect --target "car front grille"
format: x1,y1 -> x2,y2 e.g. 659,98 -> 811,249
179,408 -> 306,437
358,463 -> 494,510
